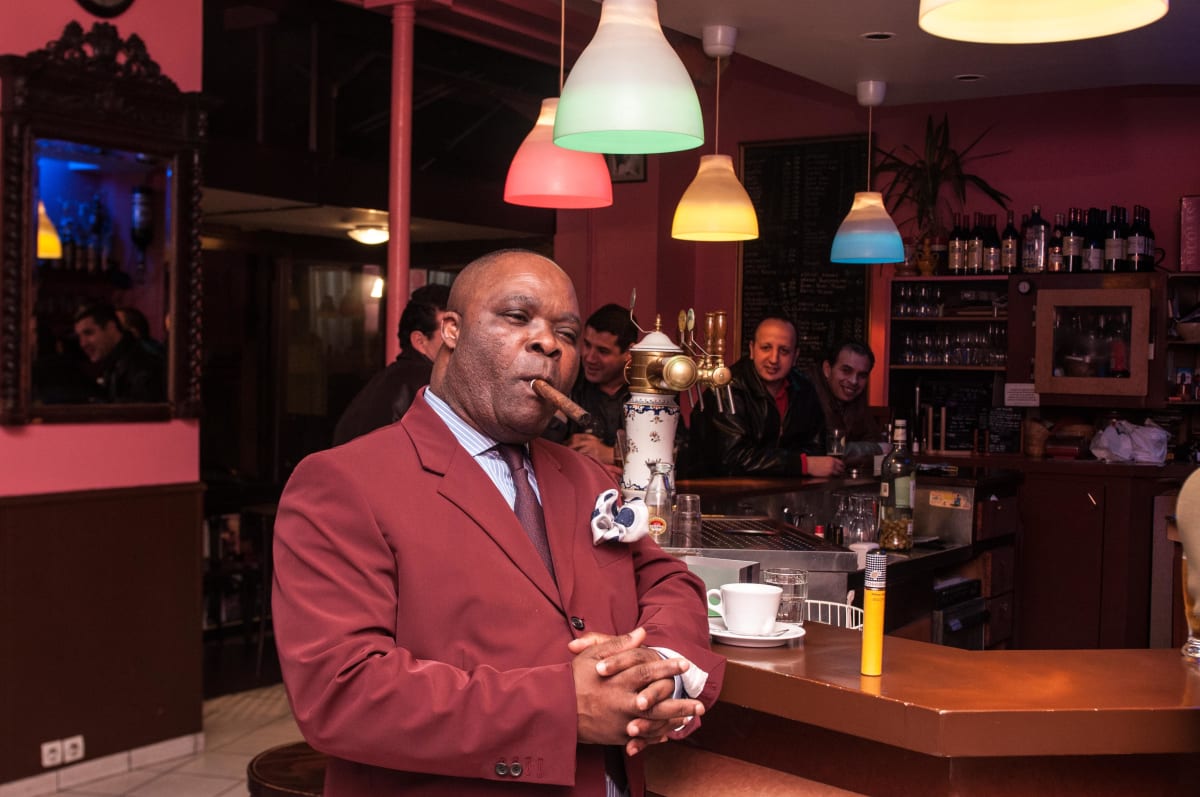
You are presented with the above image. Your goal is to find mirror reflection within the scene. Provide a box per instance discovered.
[33,138,171,405]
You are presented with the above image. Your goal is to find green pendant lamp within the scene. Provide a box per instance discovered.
[554,0,704,155]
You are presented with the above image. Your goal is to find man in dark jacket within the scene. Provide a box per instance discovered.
[688,317,843,478]
[331,285,449,446]
[73,302,165,403]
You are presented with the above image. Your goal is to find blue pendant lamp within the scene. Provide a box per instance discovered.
[553,0,704,155]
[830,80,905,264]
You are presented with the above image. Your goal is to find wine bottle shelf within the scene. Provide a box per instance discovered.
[890,365,1006,372]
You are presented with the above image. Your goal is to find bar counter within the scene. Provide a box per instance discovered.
[645,623,1200,796]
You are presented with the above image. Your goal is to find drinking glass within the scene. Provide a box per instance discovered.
[672,493,703,548]
[828,427,846,459]
[1183,554,1200,662]
[762,568,808,625]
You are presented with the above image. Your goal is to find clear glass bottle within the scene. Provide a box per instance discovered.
[878,420,914,552]
[644,461,674,544]
[1021,205,1049,273]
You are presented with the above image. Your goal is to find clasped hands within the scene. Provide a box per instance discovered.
[569,627,705,757]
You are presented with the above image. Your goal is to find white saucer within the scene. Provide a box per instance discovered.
[709,618,805,647]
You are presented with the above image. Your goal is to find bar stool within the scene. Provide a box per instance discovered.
[247,741,327,797]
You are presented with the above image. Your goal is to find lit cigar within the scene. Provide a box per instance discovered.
[530,378,592,428]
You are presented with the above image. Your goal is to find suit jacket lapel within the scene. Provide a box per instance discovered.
[403,395,564,609]
[530,440,581,609]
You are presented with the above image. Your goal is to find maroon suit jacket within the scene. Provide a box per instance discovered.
[273,393,725,796]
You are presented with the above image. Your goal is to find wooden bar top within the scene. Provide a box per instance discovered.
[713,623,1200,758]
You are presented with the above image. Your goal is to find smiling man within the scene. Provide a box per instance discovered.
[688,316,842,478]
[812,339,880,452]
[273,250,723,797]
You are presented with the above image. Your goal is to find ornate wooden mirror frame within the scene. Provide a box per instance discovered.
[0,21,204,424]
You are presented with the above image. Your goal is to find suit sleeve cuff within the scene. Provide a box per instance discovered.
[649,646,709,698]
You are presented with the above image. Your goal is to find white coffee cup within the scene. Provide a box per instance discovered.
[707,583,782,636]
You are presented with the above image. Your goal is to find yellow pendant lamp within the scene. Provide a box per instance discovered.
[37,200,62,259]
[504,1,612,208]
[830,80,905,264]
[671,25,758,242]
[554,0,704,155]
[919,0,1168,44]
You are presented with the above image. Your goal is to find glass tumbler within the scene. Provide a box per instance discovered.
[762,568,808,625]
[672,493,703,548]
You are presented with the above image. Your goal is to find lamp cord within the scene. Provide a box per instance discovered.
[714,55,721,154]
[559,0,565,93]
[866,104,873,190]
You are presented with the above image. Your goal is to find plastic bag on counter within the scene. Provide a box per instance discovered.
[1089,420,1170,464]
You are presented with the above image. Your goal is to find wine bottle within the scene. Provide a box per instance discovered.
[1021,205,1048,273]
[947,212,966,275]
[1104,205,1128,272]
[1062,207,1084,272]
[1082,208,1105,272]
[966,211,983,274]
[983,213,1001,273]
[1127,205,1156,272]
[878,419,914,552]
[1000,210,1020,273]
[1048,212,1066,272]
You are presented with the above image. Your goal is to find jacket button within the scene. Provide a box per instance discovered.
[494,762,508,776]
[571,616,585,631]
[509,761,524,777]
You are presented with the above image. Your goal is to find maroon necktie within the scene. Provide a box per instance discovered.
[496,444,556,580]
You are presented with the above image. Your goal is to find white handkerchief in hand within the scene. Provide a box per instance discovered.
[590,489,649,544]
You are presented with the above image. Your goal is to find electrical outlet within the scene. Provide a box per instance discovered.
[40,740,63,768]
[63,735,85,763]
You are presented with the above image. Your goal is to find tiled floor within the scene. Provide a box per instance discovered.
[55,684,302,797]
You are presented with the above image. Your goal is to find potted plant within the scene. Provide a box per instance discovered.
[875,114,1010,274]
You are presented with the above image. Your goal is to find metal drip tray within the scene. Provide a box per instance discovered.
[666,515,860,574]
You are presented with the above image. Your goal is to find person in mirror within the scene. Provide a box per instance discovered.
[331,284,450,446]
[811,339,882,468]
[543,303,637,478]
[687,316,843,478]
[73,301,165,403]
[116,305,166,361]
[273,249,723,797]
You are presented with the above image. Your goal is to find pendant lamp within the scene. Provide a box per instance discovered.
[672,25,758,242]
[36,200,62,259]
[347,225,389,245]
[503,1,612,208]
[830,80,905,265]
[554,0,703,155]
[918,0,1168,44]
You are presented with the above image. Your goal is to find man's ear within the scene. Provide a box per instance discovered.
[822,361,833,381]
[440,311,461,350]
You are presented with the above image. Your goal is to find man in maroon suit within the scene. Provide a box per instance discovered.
[273,249,724,796]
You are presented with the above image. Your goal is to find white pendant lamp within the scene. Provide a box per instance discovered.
[347,225,389,245]
[672,25,758,242]
[554,0,704,155]
[503,1,612,208]
[918,0,1168,44]
[830,80,905,264]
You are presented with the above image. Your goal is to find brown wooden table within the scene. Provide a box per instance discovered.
[646,623,1200,796]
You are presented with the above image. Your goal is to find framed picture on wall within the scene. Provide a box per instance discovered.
[606,154,646,183]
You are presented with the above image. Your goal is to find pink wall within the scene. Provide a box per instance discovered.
[0,0,203,497]
[556,55,1200,410]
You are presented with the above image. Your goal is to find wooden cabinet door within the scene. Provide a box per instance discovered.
[1016,477,1106,649]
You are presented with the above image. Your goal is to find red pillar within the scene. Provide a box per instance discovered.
[385,1,415,363]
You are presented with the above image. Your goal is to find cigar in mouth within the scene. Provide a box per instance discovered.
[530,378,592,428]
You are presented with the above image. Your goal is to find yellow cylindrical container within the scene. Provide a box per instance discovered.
[861,551,887,677]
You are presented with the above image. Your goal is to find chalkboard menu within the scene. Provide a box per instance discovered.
[737,135,870,371]
[915,377,1021,454]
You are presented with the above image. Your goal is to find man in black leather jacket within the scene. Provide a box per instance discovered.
[686,317,844,478]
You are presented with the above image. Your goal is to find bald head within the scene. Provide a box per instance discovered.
[433,250,582,442]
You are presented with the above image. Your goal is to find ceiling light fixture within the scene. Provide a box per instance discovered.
[830,80,905,265]
[554,0,704,154]
[347,225,389,245]
[671,25,758,242]
[918,0,1168,44]
[503,1,612,208]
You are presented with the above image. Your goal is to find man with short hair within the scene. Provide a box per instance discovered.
[331,284,450,446]
[73,301,165,402]
[689,316,843,478]
[544,303,638,473]
[274,250,723,796]
[812,339,881,456]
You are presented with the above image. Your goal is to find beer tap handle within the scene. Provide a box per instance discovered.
[713,311,727,361]
[687,309,696,350]
[677,310,687,346]
[725,384,736,415]
[704,312,716,354]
